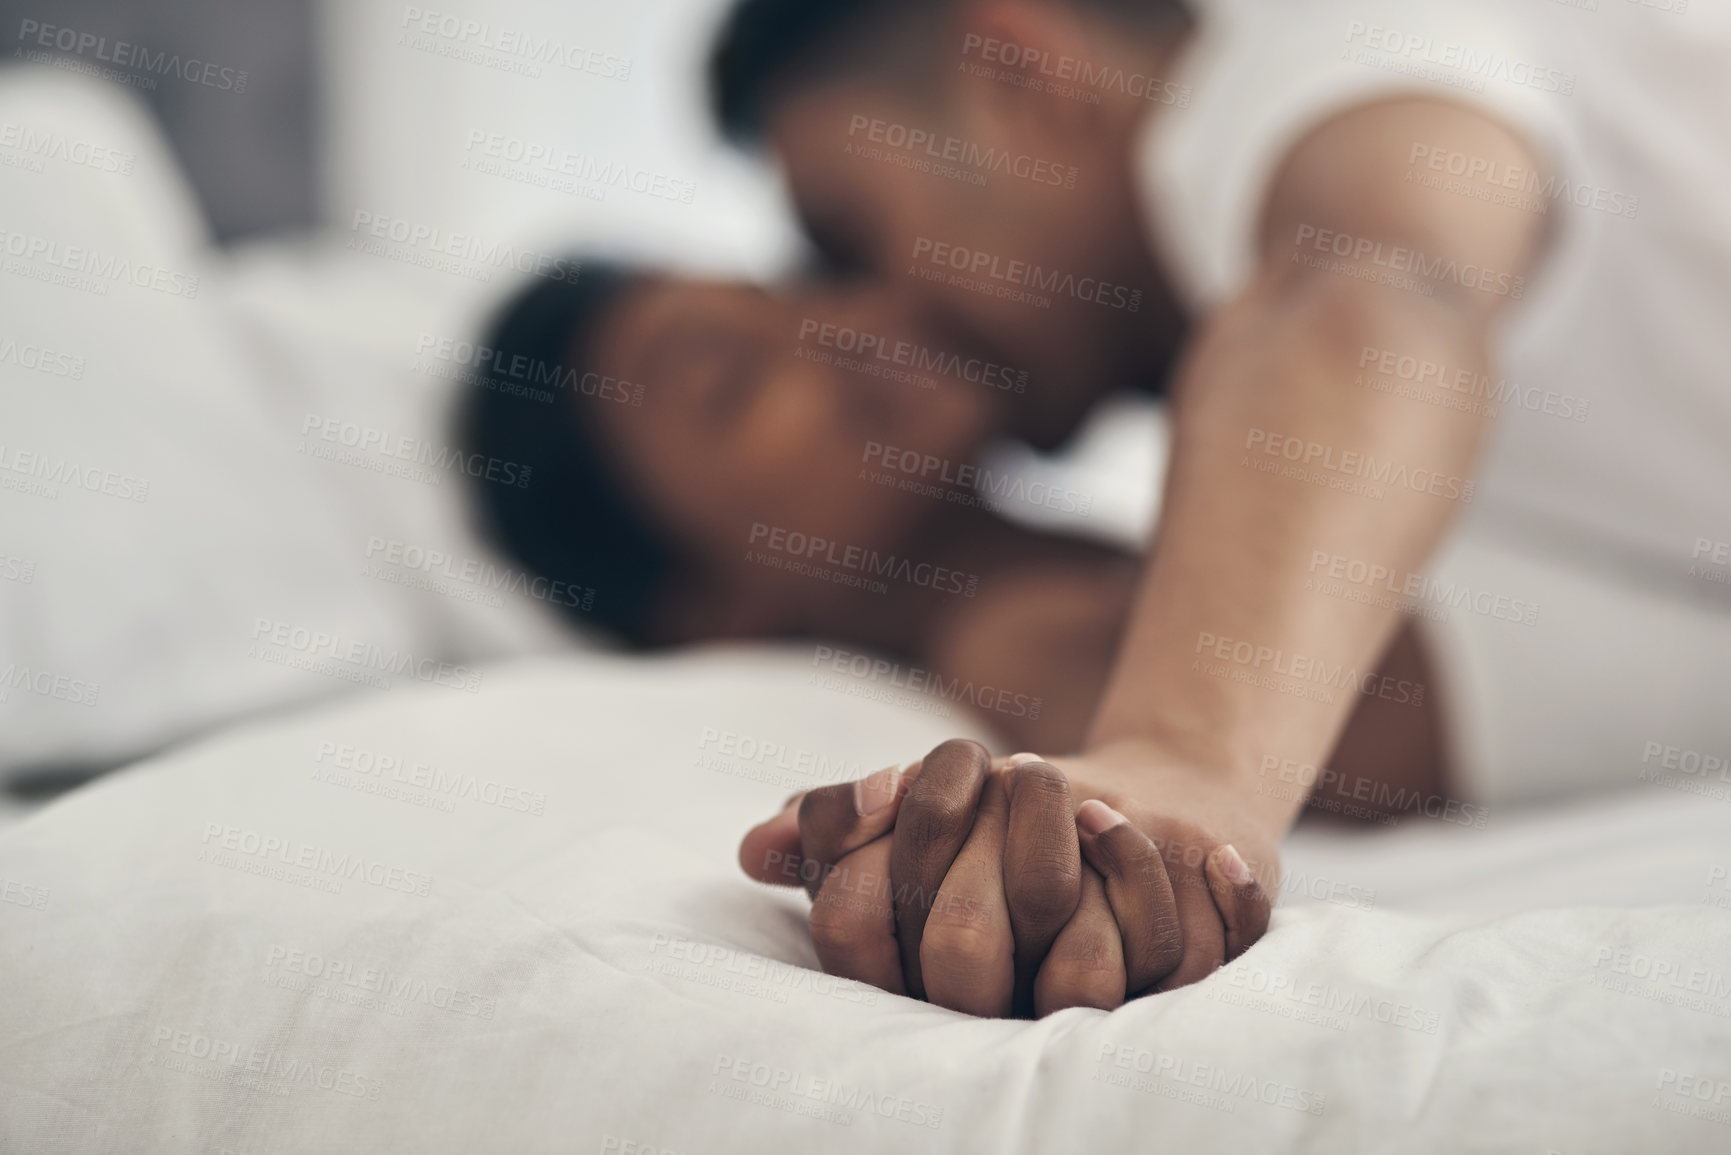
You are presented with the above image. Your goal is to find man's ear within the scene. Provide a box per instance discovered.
[949,0,1101,144]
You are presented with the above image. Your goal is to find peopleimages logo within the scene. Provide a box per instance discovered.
[347,211,581,284]
[462,130,696,205]
[199,821,434,898]
[697,727,865,787]
[862,441,1093,517]
[1259,754,1488,829]
[1246,428,1475,504]
[1637,740,1731,804]
[0,121,136,175]
[313,739,547,816]
[415,333,643,406]
[299,414,532,489]
[248,617,483,694]
[846,114,1078,189]
[148,1025,383,1101]
[747,523,979,598]
[958,34,1191,107]
[710,1055,944,1130]
[0,443,150,503]
[1343,22,1575,96]
[0,875,49,911]
[1307,549,1539,628]
[1195,630,1425,708]
[16,20,249,92]
[0,663,99,707]
[1215,962,1443,1034]
[363,536,594,611]
[0,334,86,379]
[809,644,1041,721]
[1293,225,1525,298]
[399,7,631,80]
[1688,537,1731,589]
[264,944,498,1019]
[797,318,1027,393]
[910,236,1142,313]
[0,226,200,298]
[648,933,882,1008]
[1408,143,1639,220]
[1357,345,1589,423]
[1093,1043,1328,1115]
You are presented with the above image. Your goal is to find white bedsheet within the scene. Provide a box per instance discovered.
[1,648,1727,1153]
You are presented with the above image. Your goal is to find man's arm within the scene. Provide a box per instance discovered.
[743,96,1556,1009]
[1089,95,1551,830]
[955,95,1555,992]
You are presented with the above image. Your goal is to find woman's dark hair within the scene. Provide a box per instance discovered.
[457,263,676,646]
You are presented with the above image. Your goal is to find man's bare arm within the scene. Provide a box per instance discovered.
[742,96,1557,1006]
[1089,96,1553,840]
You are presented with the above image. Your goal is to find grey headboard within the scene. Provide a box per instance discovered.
[1,0,317,240]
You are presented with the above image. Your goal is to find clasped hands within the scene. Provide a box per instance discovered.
[739,738,1276,1018]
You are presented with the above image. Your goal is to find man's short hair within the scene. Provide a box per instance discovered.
[710,0,1190,146]
[457,264,676,646]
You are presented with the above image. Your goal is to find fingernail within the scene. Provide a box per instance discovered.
[853,765,902,817]
[1007,751,1044,767]
[1077,799,1127,837]
[1218,844,1253,887]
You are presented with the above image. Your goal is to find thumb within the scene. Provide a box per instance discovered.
[739,794,807,885]
[1204,843,1273,962]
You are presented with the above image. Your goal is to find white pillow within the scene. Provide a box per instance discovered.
[0,69,579,779]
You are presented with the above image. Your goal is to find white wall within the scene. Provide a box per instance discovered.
[317,0,804,287]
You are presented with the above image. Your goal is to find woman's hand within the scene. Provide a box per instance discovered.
[738,738,1278,1016]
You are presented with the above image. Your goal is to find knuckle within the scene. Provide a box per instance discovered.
[921,913,1005,977]
[1006,863,1082,935]
[1040,953,1124,1012]
[1007,760,1071,802]
[930,737,991,768]
[897,793,974,853]
[1099,820,1156,861]
[808,893,879,956]
[1140,916,1186,981]
[1056,928,1120,978]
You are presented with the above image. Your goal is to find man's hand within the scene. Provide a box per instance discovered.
[738,738,1275,1016]
[1060,741,1279,989]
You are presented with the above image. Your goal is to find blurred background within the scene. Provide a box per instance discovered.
[0,0,797,818]
[0,0,1154,823]
[0,0,801,261]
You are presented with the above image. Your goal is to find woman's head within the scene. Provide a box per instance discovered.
[462,264,1002,644]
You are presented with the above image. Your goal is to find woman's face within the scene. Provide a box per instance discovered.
[586,277,1002,569]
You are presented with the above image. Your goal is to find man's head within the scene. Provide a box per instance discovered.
[461,265,1000,644]
[712,0,1193,405]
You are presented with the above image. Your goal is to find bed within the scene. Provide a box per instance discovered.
[2,647,1727,1153]
[5,8,1730,1151]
